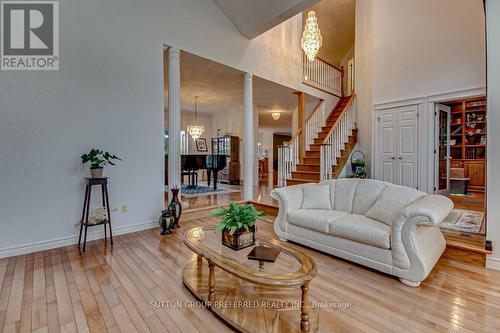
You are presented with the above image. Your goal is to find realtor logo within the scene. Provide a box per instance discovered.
[1,0,59,70]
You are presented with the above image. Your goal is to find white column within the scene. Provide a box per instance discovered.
[253,105,259,187]
[168,47,181,193]
[243,73,254,201]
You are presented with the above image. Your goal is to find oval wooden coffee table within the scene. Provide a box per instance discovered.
[183,226,318,333]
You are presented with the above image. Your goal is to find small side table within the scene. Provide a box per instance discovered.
[78,177,113,252]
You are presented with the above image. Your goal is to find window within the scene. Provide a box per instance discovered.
[164,129,189,155]
[180,131,188,154]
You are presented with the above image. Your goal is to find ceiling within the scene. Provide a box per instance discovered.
[165,51,319,129]
[305,0,355,66]
[212,0,321,39]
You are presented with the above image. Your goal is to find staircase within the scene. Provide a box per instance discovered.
[281,95,358,186]
[277,56,357,187]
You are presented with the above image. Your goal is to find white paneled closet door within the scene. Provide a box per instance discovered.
[377,109,398,184]
[397,106,418,188]
[376,105,419,188]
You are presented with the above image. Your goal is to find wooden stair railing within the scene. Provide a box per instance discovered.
[279,95,357,186]
[320,95,357,181]
[302,54,344,98]
[277,99,324,187]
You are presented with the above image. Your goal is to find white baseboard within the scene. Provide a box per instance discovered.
[486,256,500,271]
[0,220,157,259]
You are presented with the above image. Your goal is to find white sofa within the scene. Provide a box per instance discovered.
[270,179,453,287]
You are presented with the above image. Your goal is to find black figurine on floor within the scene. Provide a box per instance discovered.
[159,209,174,235]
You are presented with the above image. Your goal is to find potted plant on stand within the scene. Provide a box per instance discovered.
[81,148,121,178]
[213,202,265,250]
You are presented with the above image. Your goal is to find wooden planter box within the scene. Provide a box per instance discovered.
[222,225,255,251]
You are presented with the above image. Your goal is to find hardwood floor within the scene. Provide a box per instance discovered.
[171,182,277,211]
[2,210,500,332]
[448,192,485,212]
[443,192,487,254]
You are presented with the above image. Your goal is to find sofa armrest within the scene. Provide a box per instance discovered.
[270,185,304,213]
[270,185,304,237]
[398,194,453,226]
[390,194,453,276]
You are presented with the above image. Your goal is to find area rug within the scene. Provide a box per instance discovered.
[165,185,241,198]
[439,209,484,234]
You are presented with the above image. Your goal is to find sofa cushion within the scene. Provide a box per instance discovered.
[328,214,391,249]
[366,185,427,226]
[319,180,336,209]
[333,179,360,213]
[288,209,347,233]
[352,180,388,215]
[302,184,331,210]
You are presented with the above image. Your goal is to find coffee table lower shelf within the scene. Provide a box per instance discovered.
[182,258,319,333]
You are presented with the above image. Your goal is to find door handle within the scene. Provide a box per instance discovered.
[391,156,396,160]
[398,156,403,160]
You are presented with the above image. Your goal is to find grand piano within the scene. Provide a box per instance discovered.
[165,154,227,190]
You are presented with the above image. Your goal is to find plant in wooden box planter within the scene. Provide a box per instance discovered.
[81,148,121,178]
[213,202,265,251]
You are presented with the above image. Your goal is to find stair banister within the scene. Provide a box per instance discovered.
[320,95,357,181]
[277,99,325,187]
[303,54,344,97]
[305,99,325,150]
[277,130,301,187]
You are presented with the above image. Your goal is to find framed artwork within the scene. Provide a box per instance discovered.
[196,138,208,152]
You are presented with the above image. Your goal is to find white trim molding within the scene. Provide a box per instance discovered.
[374,87,486,107]
[486,257,500,271]
[374,97,426,110]
[0,219,157,258]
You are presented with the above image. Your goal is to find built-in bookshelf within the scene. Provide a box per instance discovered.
[445,96,486,192]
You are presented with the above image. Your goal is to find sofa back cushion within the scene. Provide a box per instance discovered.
[319,180,336,209]
[352,180,388,215]
[366,185,426,225]
[301,184,332,210]
[333,179,359,213]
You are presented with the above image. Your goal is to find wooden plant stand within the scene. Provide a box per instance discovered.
[78,177,113,252]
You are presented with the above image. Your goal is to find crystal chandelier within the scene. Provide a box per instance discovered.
[271,107,281,120]
[301,11,323,62]
[187,96,204,140]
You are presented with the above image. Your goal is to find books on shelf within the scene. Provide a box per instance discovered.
[466,100,486,109]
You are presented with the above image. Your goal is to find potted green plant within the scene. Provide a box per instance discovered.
[81,148,121,178]
[213,202,265,250]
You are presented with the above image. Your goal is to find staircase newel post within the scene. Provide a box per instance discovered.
[297,92,306,162]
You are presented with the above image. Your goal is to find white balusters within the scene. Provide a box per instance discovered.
[303,53,343,97]
[277,134,300,187]
[305,101,325,150]
[320,96,357,181]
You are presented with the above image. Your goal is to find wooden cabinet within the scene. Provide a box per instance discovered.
[464,160,485,192]
[212,136,240,185]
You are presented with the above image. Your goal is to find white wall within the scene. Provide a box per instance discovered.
[354,0,374,169]
[486,0,500,270]
[0,0,334,257]
[372,0,485,104]
[355,0,486,180]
